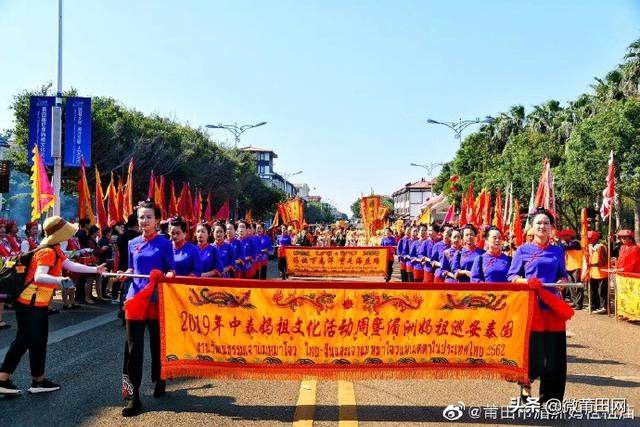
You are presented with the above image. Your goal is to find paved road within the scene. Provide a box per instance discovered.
[1,260,638,426]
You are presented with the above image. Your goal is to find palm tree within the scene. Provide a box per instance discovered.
[621,38,640,97]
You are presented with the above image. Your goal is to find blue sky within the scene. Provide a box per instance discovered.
[1,1,638,213]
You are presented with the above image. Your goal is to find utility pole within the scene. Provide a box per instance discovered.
[51,0,63,215]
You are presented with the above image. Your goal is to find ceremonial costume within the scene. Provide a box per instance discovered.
[123,234,175,407]
[437,246,458,283]
[429,239,449,283]
[226,237,245,278]
[240,236,257,279]
[214,240,235,277]
[276,233,292,279]
[256,233,274,280]
[173,241,202,277]
[618,242,640,274]
[451,247,484,283]
[420,238,436,283]
[409,238,425,282]
[587,235,608,313]
[198,243,223,276]
[508,242,570,403]
[562,237,584,309]
[470,252,511,283]
[380,236,396,282]
[397,236,410,282]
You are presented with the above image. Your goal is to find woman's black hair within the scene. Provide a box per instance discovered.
[169,216,188,232]
[212,221,226,232]
[530,207,555,226]
[461,223,477,235]
[483,226,502,239]
[196,221,212,235]
[431,223,442,233]
[136,199,162,219]
[384,227,393,233]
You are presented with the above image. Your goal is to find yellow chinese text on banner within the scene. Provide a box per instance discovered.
[284,247,391,277]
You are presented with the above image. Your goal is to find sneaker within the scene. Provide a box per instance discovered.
[0,379,21,395]
[28,378,60,393]
[122,399,143,417]
[593,308,607,314]
[153,380,166,398]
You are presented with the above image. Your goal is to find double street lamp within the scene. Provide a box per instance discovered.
[426,116,494,140]
[205,121,267,147]
[409,162,444,179]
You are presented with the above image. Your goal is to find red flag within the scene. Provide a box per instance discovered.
[77,158,95,224]
[465,183,476,226]
[512,199,523,246]
[94,166,108,229]
[154,176,165,219]
[147,170,155,200]
[493,188,504,232]
[473,188,487,228]
[245,209,253,223]
[193,190,202,223]
[177,182,194,219]
[30,146,56,221]
[116,176,125,223]
[168,180,177,216]
[123,159,134,220]
[204,192,213,222]
[600,151,616,220]
[106,172,119,226]
[482,189,491,227]
[534,158,556,217]
[215,200,230,220]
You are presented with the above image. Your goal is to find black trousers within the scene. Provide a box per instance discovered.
[567,270,583,308]
[0,303,49,377]
[400,269,407,282]
[589,278,608,310]
[407,271,414,282]
[259,265,268,280]
[529,331,567,403]
[386,261,393,282]
[122,319,161,400]
[277,258,287,279]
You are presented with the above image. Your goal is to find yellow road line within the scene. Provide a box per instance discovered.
[338,380,358,427]
[292,380,317,427]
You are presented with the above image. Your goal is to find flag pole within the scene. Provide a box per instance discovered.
[608,198,614,318]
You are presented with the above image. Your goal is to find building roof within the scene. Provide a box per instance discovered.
[241,146,278,158]
[392,179,434,196]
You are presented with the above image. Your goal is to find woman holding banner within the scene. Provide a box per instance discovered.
[470,227,511,283]
[508,207,572,405]
[195,222,223,277]
[237,221,256,279]
[276,226,293,280]
[226,222,245,278]
[213,223,235,277]
[255,223,274,280]
[451,224,484,282]
[119,200,175,417]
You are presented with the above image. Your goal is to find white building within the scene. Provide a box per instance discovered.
[242,146,297,198]
[391,179,434,219]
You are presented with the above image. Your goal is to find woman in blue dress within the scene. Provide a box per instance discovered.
[471,227,511,283]
[169,217,202,277]
[451,224,484,282]
[195,222,223,277]
[439,228,462,282]
[225,222,245,278]
[213,222,234,278]
[255,223,274,280]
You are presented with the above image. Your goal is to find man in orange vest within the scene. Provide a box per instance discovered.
[558,229,584,309]
[587,231,609,314]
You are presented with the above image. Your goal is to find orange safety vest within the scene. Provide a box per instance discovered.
[588,244,608,280]
[565,248,583,272]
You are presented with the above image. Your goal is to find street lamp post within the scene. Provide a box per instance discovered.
[51,0,64,216]
[282,170,302,197]
[205,121,267,148]
[410,162,444,179]
[425,116,493,140]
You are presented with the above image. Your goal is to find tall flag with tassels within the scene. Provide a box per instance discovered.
[168,181,178,217]
[123,159,134,220]
[600,151,616,220]
[482,189,491,227]
[465,182,476,226]
[116,176,125,223]
[30,146,56,221]
[204,192,213,222]
[534,158,556,217]
[442,201,455,225]
[245,209,253,223]
[77,158,95,224]
[177,182,194,220]
[493,188,504,231]
[106,172,119,226]
[193,190,202,223]
[154,176,165,219]
[580,207,590,280]
[94,166,108,229]
[215,200,230,220]
[503,182,513,232]
[525,178,535,230]
[512,199,524,246]
[147,170,155,200]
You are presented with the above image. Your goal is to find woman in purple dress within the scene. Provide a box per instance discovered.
[451,224,484,282]
[471,227,511,283]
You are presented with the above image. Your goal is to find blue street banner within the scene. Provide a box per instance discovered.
[63,97,92,167]
[28,96,55,166]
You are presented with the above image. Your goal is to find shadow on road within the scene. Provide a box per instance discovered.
[567,355,624,365]
[567,374,640,388]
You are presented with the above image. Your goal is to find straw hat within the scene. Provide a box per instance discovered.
[41,216,78,246]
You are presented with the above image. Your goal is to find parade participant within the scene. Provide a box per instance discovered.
[237,220,256,279]
[0,221,13,257]
[558,229,584,309]
[20,221,40,253]
[212,222,235,277]
[409,225,427,282]
[0,216,105,395]
[586,231,608,314]
[195,222,222,277]
[404,227,419,282]
[277,226,293,280]
[421,224,440,283]
[170,217,202,277]
[471,227,511,283]
[255,223,274,280]
[430,225,451,282]
[5,221,21,254]
[119,200,175,416]
[451,224,484,282]
[226,222,245,278]
[439,228,462,282]
[397,226,411,282]
[616,229,640,273]
[508,207,571,404]
[115,215,140,308]
[335,228,346,247]
[158,220,171,240]
[80,226,105,304]
[380,227,397,282]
